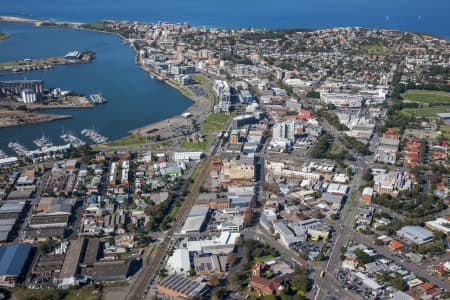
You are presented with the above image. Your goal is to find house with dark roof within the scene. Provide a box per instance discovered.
[0,243,32,287]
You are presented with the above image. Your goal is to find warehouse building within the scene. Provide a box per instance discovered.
[57,238,86,288]
[0,243,33,287]
[157,274,208,299]
[397,226,434,246]
[180,206,209,235]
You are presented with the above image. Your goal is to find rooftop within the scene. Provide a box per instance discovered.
[0,243,32,277]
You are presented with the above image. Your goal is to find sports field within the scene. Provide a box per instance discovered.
[401,107,450,117]
[401,90,450,105]
[401,90,450,117]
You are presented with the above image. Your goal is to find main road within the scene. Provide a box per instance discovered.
[312,118,377,300]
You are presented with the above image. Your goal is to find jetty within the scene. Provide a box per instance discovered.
[81,129,108,144]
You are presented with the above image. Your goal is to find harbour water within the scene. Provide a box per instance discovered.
[1,0,450,38]
[0,21,192,153]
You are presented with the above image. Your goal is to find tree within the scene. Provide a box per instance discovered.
[354,248,372,264]
[309,134,333,159]
[227,252,237,266]
[316,251,325,261]
[327,103,336,110]
[391,276,407,291]
[243,208,253,227]
[127,223,137,232]
[208,275,220,286]
[39,239,56,254]
[346,167,352,178]
[363,168,373,182]
[306,91,320,98]
[211,287,226,300]
[290,272,312,294]
[159,268,168,277]
[374,238,384,246]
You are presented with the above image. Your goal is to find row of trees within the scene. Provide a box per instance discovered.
[338,135,371,155]
[372,191,444,218]
[316,110,348,131]
[309,134,333,159]
[144,178,188,231]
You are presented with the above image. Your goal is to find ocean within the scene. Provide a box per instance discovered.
[1,0,450,37]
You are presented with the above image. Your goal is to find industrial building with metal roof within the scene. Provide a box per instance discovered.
[157,274,208,299]
[0,243,32,287]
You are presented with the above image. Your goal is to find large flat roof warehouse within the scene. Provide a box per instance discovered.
[188,206,209,217]
[397,226,434,245]
[185,231,240,254]
[158,274,208,298]
[167,248,190,274]
[59,238,86,280]
[180,215,207,234]
[0,244,32,278]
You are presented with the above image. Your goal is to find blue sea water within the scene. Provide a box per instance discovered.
[1,0,450,37]
[0,22,191,152]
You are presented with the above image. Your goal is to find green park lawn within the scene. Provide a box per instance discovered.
[439,124,450,140]
[108,135,147,146]
[201,113,230,133]
[361,41,388,54]
[180,139,208,150]
[402,90,450,105]
[401,107,450,117]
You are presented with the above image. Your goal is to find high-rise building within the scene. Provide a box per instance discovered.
[272,121,296,142]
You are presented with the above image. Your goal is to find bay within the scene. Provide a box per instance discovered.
[0,21,192,153]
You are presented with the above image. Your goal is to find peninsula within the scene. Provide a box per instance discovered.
[0,108,71,128]
[0,50,96,73]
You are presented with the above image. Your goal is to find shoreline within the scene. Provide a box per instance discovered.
[0,109,72,128]
[2,14,449,40]
[0,15,211,143]
[128,68,213,140]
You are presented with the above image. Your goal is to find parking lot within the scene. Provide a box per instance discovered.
[188,85,207,97]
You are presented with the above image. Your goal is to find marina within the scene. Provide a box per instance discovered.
[8,142,28,156]
[0,150,7,159]
[60,132,85,147]
[0,21,192,152]
[33,134,53,148]
[89,92,107,104]
[81,128,108,144]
